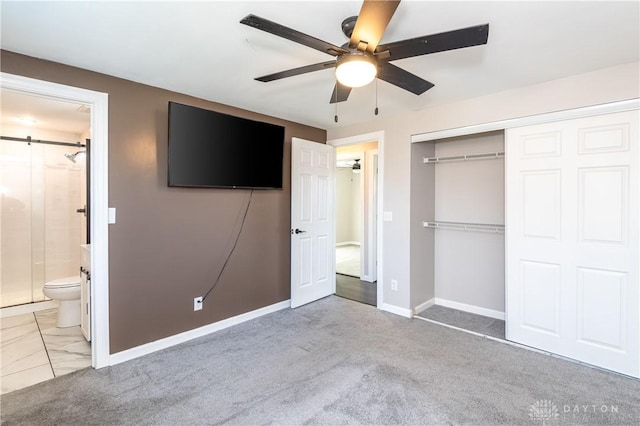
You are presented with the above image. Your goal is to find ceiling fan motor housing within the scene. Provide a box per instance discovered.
[341,16,359,38]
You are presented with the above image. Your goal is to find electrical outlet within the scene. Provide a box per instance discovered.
[391,280,398,291]
[194,296,203,311]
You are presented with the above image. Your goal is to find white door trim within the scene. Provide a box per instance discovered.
[327,131,384,308]
[1,72,111,368]
[411,98,640,143]
[367,150,378,283]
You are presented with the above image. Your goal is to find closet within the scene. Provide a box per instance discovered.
[412,131,506,337]
[411,105,639,378]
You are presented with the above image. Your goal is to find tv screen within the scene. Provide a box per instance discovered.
[168,102,285,189]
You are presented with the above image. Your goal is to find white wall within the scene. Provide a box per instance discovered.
[326,61,640,312]
[335,167,360,244]
[1,124,83,143]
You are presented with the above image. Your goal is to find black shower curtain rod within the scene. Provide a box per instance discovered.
[0,135,87,148]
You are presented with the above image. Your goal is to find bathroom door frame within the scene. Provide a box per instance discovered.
[1,72,111,369]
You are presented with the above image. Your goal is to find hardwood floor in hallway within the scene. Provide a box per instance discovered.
[335,274,376,307]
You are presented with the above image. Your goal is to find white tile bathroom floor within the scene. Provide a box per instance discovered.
[0,308,91,395]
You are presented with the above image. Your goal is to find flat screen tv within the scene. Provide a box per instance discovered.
[168,102,285,189]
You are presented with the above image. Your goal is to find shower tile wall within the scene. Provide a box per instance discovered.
[1,126,86,308]
[1,140,33,306]
[43,144,84,282]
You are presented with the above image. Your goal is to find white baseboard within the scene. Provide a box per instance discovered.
[412,298,435,316]
[435,298,505,320]
[0,300,58,318]
[360,274,374,283]
[109,299,291,366]
[336,241,360,247]
[380,303,412,318]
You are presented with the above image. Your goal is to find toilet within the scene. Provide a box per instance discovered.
[43,275,82,328]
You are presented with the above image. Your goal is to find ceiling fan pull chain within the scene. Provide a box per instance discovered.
[335,79,339,123]
[375,79,379,116]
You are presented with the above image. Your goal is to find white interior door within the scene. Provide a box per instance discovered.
[291,138,335,308]
[506,109,639,377]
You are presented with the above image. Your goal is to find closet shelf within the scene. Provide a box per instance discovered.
[423,151,504,164]
[423,221,505,234]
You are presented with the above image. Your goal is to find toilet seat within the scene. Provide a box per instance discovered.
[44,276,81,289]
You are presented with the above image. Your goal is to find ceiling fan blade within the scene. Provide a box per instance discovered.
[377,62,434,95]
[256,61,336,82]
[376,24,489,61]
[241,14,349,57]
[329,83,352,104]
[349,0,401,53]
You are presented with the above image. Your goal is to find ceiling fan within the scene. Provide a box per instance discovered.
[240,0,489,104]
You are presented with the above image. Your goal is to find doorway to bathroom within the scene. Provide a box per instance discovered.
[0,85,94,394]
[1,90,90,308]
[0,73,111,392]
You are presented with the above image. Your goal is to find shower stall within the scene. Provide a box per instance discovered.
[0,136,87,308]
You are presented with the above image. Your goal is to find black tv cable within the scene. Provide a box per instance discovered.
[202,189,253,302]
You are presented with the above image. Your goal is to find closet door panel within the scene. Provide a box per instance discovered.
[506,109,639,378]
[576,267,627,351]
[578,166,627,245]
[519,131,562,159]
[520,170,561,240]
[520,260,561,336]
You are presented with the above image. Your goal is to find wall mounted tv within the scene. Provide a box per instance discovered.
[168,102,285,189]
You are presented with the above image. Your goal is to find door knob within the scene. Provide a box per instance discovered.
[294,228,307,234]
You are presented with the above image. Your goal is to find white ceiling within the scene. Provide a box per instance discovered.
[1,89,90,135]
[1,1,638,131]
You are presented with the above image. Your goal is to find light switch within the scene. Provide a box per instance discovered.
[383,211,392,222]
[108,207,116,224]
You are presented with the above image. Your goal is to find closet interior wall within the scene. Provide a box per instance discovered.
[410,142,435,309]
[412,131,505,317]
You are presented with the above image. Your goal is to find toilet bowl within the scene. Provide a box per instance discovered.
[43,276,82,328]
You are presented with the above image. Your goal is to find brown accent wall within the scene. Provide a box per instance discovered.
[1,50,327,353]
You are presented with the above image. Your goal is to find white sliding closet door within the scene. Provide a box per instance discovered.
[506,109,639,377]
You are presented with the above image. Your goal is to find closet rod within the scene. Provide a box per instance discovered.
[423,221,505,234]
[1,135,86,148]
[423,151,504,164]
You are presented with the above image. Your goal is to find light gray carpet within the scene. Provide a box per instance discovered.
[2,296,639,425]
[417,304,505,339]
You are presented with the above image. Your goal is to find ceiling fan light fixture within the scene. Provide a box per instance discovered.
[335,53,377,88]
[352,159,361,173]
